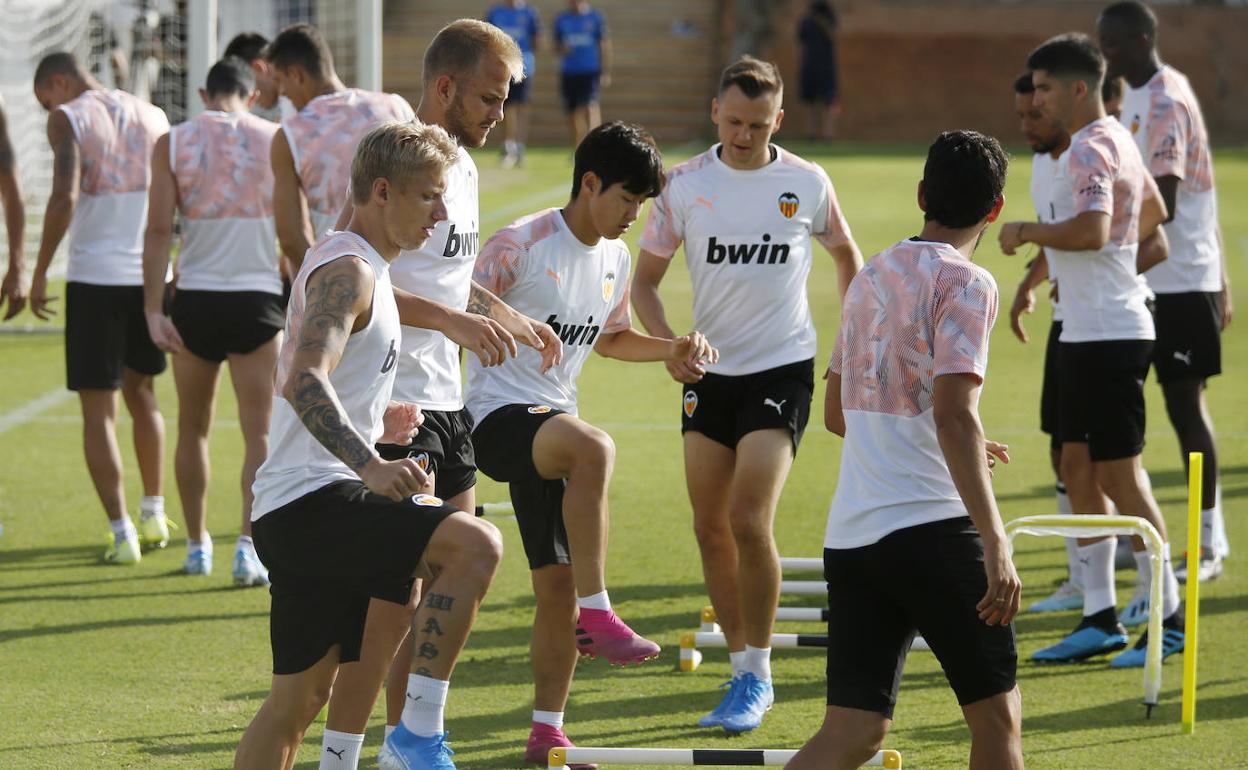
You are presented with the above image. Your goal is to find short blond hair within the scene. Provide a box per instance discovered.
[351,122,459,205]
[423,19,524,86]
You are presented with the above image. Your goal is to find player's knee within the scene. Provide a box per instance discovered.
[571,429,615,476]
[692,516,732,549]
[728,511,773,551]
[462,519,504,576]
[270,684,331,730]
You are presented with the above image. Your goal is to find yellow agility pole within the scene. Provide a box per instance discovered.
[1182,451,1204,735]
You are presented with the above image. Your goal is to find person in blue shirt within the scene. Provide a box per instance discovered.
[485,1,541,167]
[553,0,611,147]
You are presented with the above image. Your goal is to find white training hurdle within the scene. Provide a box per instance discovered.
[779,557,823,572]
[548,746,903,769]
[680,629,930,672]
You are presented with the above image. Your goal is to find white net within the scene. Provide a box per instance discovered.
[219,0,358,87]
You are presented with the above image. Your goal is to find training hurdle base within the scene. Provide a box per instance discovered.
[549,747,902,769]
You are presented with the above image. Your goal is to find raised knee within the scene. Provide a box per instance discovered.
[463,520,504,575]
[571,430,615,475]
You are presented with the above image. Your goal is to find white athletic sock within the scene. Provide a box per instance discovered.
[139,495,164,517]
[1079,539,1117,616]
[532,709,564,729]
[1161,545,1181,618]
[236,535,257,557]
[401,674,449,737]
[188,534,213,555]
[576,590,611,612]
[318,729,363,769]
[384,725,396,740]
[1056,485,1073,515]
[728,649,747,679]
[109,516,137,545]
[742,645,772,683]
[1064,538,1082,588]
[1133,548,1152,593]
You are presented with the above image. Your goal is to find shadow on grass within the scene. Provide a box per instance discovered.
[0,610,266,644]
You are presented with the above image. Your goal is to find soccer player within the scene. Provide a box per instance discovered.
[267,23,415,269]
[235,121,502,770]
[222,32,289,123]
[141,58,282,585]
[0,97,25,320]
[788,129,1022,770]
[28,52,172,565]
[467,121,715,765]
[998,34,1183,667]
[1099,0,1231,581]
[1102,75,1125,120]
[486,0,541,168]
[554,0,611,148]
[633,56,862,733]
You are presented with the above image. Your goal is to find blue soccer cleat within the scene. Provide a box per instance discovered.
[1032,620,1129,662]
[698,677,739,728]
[1111,612,1185,669]
[378,725,456,770]
[232,547,270,588]
[1119,575,1150,628]
[1027,580,1083,613]
[183,547,213,576]
[719,672,773,734]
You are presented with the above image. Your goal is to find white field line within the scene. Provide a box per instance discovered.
[0,388,73,435]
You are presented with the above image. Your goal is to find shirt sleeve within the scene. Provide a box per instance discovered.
[393,94,416,123]
[1068,138,1115,217]
[813,167,852,251]
[474,233,525,297]
[1144,91,1188,180]
[553,16,565,46]
[828,320,846,376]
[932,262,998,384]
[603,251,632,333]
[637,177,684,258]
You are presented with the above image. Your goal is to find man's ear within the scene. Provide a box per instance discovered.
[985,194,1005,224]
[916,180,927,213]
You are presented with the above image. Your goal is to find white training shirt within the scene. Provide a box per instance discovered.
[826,239,998,549]
[1029,150,1073,323]
[58,89,169,286]
[1046,118,1155,343]
[389,147,480,412]
[1119,65,1221,294]
[465,208,632,422]
[170,110,281,294]
[252,231,400,518]
[639,144,853,376]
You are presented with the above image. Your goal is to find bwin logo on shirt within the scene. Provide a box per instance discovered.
[546,314,601,346]
[706,234,789,265]
[380,339,397,374]
[442,224,479,258]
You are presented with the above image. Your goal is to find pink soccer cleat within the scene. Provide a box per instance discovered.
[524,723,597,769]
[574,607,661,665]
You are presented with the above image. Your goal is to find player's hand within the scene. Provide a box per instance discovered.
[671,330,718,367]
[28,271,57,320]
[985,440,1010,476]
[359,456,428,501]
[1009,285,1034,343]
[2,260,28,320]
[381,401,424,446]
[514,315,564,373]
[1220,285,1233,331]
[998,222,1025,256]
[446,310,517,367]
[977,537,1021,626]
[665,358,705,384]
[601,72,613,89]
[145,310,185,354]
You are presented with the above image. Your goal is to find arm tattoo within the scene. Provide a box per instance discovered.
[466,282,498,317]
[417,641,440,660]
[424,593,455,611]
[51,123,78,189]
[288,371,376,472]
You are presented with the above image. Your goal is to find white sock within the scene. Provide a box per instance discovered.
[742,645,771,683]
[576,590,611,612]
[109,517,137,545]
[318,729,363,769]
[532,709,564,728]
[401,674,449,737]
[236,535,257,557]
[1161,545,1181,618]
[1079,539,1117,616]
[1133,549,1152,594]
[384,725,395,740]
[188,534,213,554]
[1064,538,1082,588]
[1211,486,1228,554]
[139,495,164,517]
[728,649,747,679]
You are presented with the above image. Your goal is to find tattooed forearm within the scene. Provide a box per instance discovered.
[287,370,377,471]
[466,282,499,317]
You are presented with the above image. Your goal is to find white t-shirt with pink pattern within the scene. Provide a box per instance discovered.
[58,89,169,286]
[639,144,853,376]
[465,208,632,422]
[281,89,415,240]
[1120,65,1221,294]
[171,110,281,294]
[826,239,997,549]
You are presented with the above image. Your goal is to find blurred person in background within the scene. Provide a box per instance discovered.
[486,0,542,168]
[554,0,610,148]
[797,1,841,141]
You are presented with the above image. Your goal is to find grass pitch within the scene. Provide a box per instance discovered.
[0,143,1245,769]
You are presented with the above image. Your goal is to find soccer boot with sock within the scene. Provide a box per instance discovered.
[183,546,213,576]
[104,535,142,565]
[378,725,456,770]
[1175,550,1223,583]
[523,723,597,769]
[1110,610,1185,668]
[1032,610,1129,662]
[1114,536,1136,570]
[232,547,270,587]
[1119,574,1151,628]
[139,509,173,549]
[719,672,774,734]
[1027,580,1083,613]
[697,677,740,728]
[574,608,660,665]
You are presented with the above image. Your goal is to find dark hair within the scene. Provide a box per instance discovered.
[34,51,86,86]
[205,57,256,98]
[571,121,665,200]
[718,55,783,98]
[223,32,269,63]
[809,1,838,26]
[1026,33,1105,90]
[264,23,335,80]
[1102,75,1124,103]
[1013,72,1034,95]
[922,130,1009,229]
[1100,1,1157,40]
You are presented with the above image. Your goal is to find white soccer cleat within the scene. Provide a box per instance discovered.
[104,536,142,566]
[1027,580,1083,613]
[1176,551,1223,583]
[232,547,270,587]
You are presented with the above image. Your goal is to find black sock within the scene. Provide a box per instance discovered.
[1079,606,1119,631]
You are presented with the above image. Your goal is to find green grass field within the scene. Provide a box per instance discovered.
[1,143,1245,769]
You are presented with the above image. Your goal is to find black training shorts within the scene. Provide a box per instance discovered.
[377,407,477,500]
[170,289,284,363]
[1152,291,1222,385]
[65,282,166,390]
[1058,340,1152,461]
[681,358,814,453]
[1040,320,1063,451]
